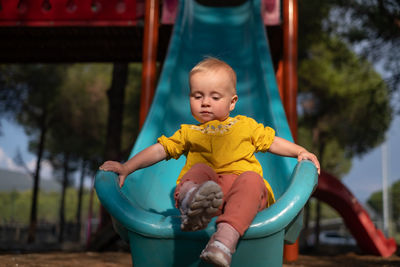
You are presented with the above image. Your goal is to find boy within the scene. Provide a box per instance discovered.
[100,57,320,267]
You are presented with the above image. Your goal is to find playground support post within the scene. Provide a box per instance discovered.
[140,0,160,128]
[282,0,299,262]
[281,0,298,140]
[381,140,391,236]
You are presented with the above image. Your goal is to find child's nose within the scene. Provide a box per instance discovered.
[201,97,211,106]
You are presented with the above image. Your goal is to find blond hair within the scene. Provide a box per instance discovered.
[190,57,237,94]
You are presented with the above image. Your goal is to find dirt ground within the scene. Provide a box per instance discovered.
[1,251,400,267]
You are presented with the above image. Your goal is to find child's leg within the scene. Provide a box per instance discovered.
[174,163,223,231]
[200,222,239,267]
[174,163,219,207]
[216,171,268,235]
[201,171,268,266]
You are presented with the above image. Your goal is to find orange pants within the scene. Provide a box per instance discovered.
[174,163,268,235]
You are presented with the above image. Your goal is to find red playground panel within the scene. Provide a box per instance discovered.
[0,0,281,26]
[0,0,145,26]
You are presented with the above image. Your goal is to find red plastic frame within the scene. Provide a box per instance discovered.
[0,0,144,26]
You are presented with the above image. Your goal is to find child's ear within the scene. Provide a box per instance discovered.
[230,95,238,111]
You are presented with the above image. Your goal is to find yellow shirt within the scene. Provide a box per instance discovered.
[157,115,276,205]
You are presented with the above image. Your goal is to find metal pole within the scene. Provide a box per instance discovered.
[282,0,299,261]
[381,140,390,236]
[282,0,298,141]
[140,0,160,128]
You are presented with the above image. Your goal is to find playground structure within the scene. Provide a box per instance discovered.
[0,0,397,264]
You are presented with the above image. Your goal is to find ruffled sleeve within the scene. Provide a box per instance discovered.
[157,126,187,160]
[250,119,275,153]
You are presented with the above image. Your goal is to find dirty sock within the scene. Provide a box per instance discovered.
[214,223,240,253]
[179,181,198,212]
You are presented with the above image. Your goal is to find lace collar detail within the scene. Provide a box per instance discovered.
[189,117,239,134]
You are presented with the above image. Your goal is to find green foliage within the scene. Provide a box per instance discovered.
[367,179,400,221]
[18,65,65,136]
[46,64,112,173]
[41,63,142,174]
[0,62,136,174]
[0,190,30,223]
[298,38,392,176]
[330,0,400,110]
[0,64,65,141]
[297,1,395,179]
[0,188,100,225]
[298,0,334,61]
[0,63,143,236]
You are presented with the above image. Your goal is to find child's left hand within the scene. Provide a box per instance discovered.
[297,150,320,174]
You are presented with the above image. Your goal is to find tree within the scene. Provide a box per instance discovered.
[1,62,141,245]
[299,38,392,165]
[328,0,400,112]
[44,63,110,242]
[297,1,394,246]
[0,64,64,243]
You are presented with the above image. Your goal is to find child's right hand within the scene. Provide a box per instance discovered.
[99,161,129,187]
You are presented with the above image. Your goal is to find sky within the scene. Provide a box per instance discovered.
[1,115,399,204]
[0,119,54,180]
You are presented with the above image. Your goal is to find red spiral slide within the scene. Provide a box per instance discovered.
[313,171,397,257]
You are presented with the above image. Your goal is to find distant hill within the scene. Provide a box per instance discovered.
[0,168,61,192]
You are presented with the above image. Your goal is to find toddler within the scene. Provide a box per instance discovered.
[99,57,320,267]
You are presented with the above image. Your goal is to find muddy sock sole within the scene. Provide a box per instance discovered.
[181,181,223,231]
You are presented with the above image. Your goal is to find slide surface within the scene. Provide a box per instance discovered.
[314,171,397,257]
[124,0,302,229]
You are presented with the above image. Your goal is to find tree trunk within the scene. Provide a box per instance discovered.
[104,63,128,161]
[315,200,321,246]
[91,63,128,250]
[86,176,95,248]
[59,152,70,243]
[75,159,86,241]
[304,201,310,247]
[314,141,325,247]
[27,110,48,244]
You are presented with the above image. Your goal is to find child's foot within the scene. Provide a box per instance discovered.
[200,223,240,267]
[180,181,223,231]
[200,236,232,267]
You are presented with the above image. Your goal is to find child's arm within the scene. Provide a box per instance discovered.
[268,136,320,174]
[99,143,167,187]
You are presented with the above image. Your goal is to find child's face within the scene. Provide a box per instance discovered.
[189,70,238,123]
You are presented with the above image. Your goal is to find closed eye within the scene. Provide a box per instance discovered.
[190,93,203,99]
[211,93,222,100]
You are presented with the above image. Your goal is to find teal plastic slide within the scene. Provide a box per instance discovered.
[95,0,318,266]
